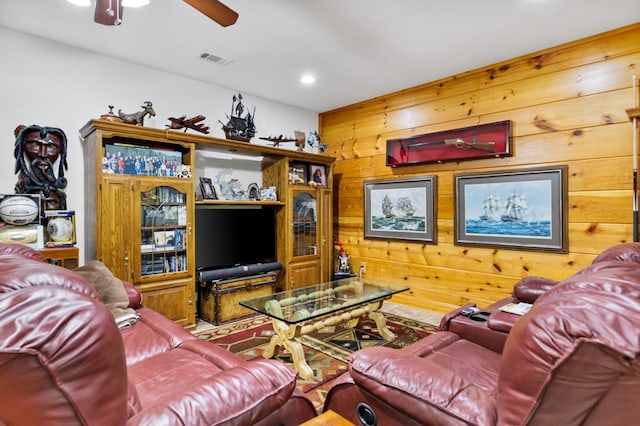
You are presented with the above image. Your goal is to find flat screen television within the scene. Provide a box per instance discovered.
[195,206,277,271]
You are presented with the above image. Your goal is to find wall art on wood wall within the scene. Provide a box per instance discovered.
[454,165,568,253]
[386,120,512,166]
[364,176,437,243]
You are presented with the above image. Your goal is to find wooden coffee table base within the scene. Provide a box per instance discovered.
[262,300,396,380]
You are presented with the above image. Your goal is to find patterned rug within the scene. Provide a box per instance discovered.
[194,313,437,412]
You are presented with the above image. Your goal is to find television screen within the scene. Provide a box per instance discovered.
[195,207,277,270]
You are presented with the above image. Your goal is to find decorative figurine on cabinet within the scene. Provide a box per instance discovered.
[219,93,257,142]
[118,101,156,126]
[13,124,68,210]
[307,130,326,154]
[334,238,351,274]
[166,114,210,134]
[338,250,351,274]
[178,165,192,179]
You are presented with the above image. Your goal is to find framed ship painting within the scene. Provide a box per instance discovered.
[364,176,437,243]
[454,166,568,253]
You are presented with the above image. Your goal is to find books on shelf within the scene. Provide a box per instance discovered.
[499,302,532,316]
[141,253,187,275]
[153,230,175,248]
[145,229,185,251]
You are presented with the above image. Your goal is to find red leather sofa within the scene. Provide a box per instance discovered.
[324,243,640,425]
[0,243,315,425]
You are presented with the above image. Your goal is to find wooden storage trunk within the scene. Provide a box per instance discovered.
[198,272,276,325]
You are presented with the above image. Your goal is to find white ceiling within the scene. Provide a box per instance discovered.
[1,1,638,113]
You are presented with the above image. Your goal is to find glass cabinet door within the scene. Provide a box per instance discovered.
[139,185,188,277]
[292,190,318,257]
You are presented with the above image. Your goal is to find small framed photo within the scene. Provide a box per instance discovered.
[289,163,308,185]
[454,165,568,252]
[310,165,327,186]
[199,177,217,200]
[364,176,437,243]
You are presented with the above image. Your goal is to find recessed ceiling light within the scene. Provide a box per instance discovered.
[300,74,316,84]
[66,0,91,6]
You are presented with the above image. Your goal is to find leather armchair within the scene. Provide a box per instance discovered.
[0,243,315,425]
[324,253,640,425]
[445,242,640,353]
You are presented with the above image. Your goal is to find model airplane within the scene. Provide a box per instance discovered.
[260,131,306,150]
[166,115,210,134]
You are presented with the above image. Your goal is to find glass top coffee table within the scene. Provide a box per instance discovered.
[240,277,409,380]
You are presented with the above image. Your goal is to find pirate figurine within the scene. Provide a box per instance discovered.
[14,124,69,211]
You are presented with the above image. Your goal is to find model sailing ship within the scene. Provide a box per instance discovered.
[219,93,257,142]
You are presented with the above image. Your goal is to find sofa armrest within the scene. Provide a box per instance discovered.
[438,302,476,331]
[122,280,143,309]
[487,310,519,333]
[447,312,508,353]
[512,276,559,303]
[348,346,497,425]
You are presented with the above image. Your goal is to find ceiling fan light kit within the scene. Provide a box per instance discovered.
[94,0,124,26]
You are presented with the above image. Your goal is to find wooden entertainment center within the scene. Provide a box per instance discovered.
[80,119,335,328]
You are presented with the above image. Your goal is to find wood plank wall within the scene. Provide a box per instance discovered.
[318,23,640,314]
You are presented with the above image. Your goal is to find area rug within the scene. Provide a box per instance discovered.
[194,313,437,412]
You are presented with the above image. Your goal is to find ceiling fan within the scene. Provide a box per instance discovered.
[94,0,238,27]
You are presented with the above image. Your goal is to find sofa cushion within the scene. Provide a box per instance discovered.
[126,348,298,425]
[348,346,498,425]
[73,260,139,329]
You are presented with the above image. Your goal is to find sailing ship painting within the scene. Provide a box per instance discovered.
[480,194,501,221]
[464,182,552,238]
[371,189,425,232]
[501,191,527,222]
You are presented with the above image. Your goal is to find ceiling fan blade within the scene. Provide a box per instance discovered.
[183,0,239,27]
[94,0,124,26]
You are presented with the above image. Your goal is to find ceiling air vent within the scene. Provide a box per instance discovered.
[199,52,233,66]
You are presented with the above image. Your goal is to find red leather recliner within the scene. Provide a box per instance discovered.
[324,246,640,425]
[0,243,315,425]
[443,242,640,353]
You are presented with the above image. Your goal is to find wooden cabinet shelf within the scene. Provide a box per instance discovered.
[81,119,336,316]
[81,121,196,327]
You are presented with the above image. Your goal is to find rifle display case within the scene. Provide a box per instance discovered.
[386,120,512,166]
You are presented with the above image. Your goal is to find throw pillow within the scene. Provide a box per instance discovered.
[74,260,139,329]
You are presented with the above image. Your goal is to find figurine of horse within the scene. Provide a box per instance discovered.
[118,101,156,126]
